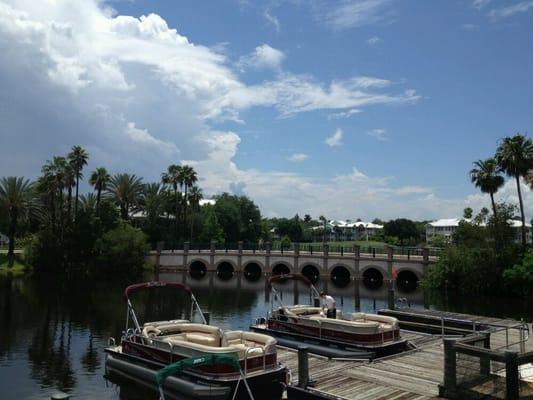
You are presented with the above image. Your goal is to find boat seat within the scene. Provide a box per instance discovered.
[309,316,381,333]
[185,333,218,346]
[351,313,399,328]
[286,307,322,316]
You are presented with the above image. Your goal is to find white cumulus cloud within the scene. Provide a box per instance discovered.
[237,44,285,71]
[288,153,309,162]
[325,128,343,147]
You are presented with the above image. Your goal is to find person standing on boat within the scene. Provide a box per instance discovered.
[320,291,336,318]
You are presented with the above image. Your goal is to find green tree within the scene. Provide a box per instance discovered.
[41,156,68,236]
[503,253,533,296]
[68,145,89,220]
[200,206,224,243]
[213,193,261,242]
[383,218,418,246]
[0,177,33,267]
[463,207,473,219]
[469,158,504,218]
[89,167,110,213]
[107,173,143,220]
[95,221,149,269]
[495,134,533,248]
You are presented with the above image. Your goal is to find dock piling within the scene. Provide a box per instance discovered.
[298,346,309,388]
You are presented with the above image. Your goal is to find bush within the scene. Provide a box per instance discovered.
[503,253,533,296]
[95,221,149,269]
[25,229,64,270]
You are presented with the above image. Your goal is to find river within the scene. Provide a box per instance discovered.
[1,270,532,399]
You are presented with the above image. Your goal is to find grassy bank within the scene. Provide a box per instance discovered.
[0,254,32,276]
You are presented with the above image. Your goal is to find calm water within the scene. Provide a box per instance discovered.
[1,270,532,400]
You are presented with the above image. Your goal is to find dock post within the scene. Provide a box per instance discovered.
[480,332,491,376]
[442,338,457,398]
[388,288,395,310]
[298,346,309,388]
[504,350,519,400]
[204,312,211,324]
[353,244,360,310]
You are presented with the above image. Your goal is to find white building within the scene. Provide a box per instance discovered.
[310,220,383,241]
[426,218,532,244]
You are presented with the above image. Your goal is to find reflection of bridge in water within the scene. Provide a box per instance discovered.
[148,242,438,298]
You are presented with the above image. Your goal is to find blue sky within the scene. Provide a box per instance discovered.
[0,0,531,219]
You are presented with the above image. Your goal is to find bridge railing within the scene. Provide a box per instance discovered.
[156,241,440,259]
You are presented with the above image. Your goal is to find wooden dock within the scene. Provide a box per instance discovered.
[278,309,532,400]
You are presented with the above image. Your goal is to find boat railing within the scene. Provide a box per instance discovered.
[244,346,266,376]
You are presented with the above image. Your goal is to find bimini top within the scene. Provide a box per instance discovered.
[124,281,192,299]
[267,274,313,290]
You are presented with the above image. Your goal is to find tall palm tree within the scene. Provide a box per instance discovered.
[68,145,89,220]
[106,173,143,220]
[64,164,75,223]
[0,177,33,267]
[180,165,198,238]
[495,134,533,248]
[469,158,504,218]
[188,186,203,240]
[161,165,183,240]
[42,157,68,236]
[89,167,110,212]
[142,183,165,223]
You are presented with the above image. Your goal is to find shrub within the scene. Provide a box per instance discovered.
[25,229,64,270]
[95,221,149,269]
[503,253,533,296]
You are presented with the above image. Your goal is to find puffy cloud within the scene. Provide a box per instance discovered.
[328,109,362,119]
[367,128,388,141]
[0,0,439,219]
[314,0,394,30]
[325,128,343,147]
[288,153,309,162]
[263,9,280,32]
[472,0,492,9]
[488,1,533,19]
[367,36,383,45]
[237,44,285,71]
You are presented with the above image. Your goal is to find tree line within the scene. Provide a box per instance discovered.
[426,133,532,296]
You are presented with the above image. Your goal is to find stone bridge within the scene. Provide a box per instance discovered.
[147,242,437,291]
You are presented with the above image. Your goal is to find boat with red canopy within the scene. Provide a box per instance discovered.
[105,281,287,400]
[251,274,407,359]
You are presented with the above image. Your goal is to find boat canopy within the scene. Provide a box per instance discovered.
[124,281,192,299]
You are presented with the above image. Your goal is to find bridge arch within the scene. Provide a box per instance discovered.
[243,261,263,281]
[188,259,207,280]
[396,269,420,293]
[300,263,321,284]
[271,262,292,276]
[330,264,351,288]
[216,260,236,281]
[362,266,384,290]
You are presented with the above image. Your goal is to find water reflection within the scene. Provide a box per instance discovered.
[0,270,532,400]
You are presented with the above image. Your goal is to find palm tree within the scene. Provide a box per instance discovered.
[68,145,89,220]
[106,173,143,220]
[161,165,183,240]
[0,177,33,267]
[79,193,97,211]
[89,167,110,212]
[41,157,68,236]
[188,186,203,240]
[495,134,533,248]
[64,164,75,223]
[142,183,165,223]
[469,158,504,218]
[180,165,198,238]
